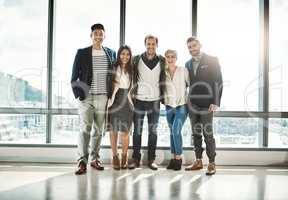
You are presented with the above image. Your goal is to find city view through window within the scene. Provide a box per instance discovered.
[0,0,287,148]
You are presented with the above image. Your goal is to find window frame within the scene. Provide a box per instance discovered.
[0,0,287,150]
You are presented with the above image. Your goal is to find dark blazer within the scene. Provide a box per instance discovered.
[71,46,116,100]
[185,53,223,109]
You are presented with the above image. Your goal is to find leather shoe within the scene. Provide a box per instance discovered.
[121,154,128,169]
[185,159,203,171]
[206,162,216,175]
[112,154,120,170]
[75,161,87,175]
[90,160,104,170]
[128,158,140,169]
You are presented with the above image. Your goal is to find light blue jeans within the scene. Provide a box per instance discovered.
[166,104,188,156]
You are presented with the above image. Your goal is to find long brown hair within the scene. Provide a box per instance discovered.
[111,45,133,89]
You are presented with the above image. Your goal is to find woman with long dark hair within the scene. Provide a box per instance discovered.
[107,45,134,170]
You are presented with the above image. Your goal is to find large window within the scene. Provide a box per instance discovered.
[125,0,192,147]
[269,119,288,148]
[0,0,287,149]
[214,118,261,147]
[269,0,288,112]
[51,115,78,144]
[126,0,191,66]
[0,0,48,108]
[198,0,260,111]
[53,0,120,108]
[0,114,46,144]
[51,115,110,146]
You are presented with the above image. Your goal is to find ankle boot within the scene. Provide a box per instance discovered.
[112,154,120,170]
[121,154,128,169]
[166,159,175,170]
[174,159,182,171]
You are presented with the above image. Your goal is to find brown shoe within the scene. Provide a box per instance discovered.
[128,158,140,169]
[112,154,120,170]
[185,159,203,171]
[75,161,87,175]
[121,154,128,169]
[90,159,104,171]
[206,163,216,175]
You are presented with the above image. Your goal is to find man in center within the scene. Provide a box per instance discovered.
[128,35,166,170]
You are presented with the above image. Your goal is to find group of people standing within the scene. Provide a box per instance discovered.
[71,23,223,176]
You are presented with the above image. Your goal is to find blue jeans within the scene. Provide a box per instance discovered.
[132,99,160,161]
[166,104,188,156]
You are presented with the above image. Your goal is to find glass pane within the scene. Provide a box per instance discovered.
[0,0,48,108]
[51,115,78,144]
[269,0,288,111]
[0,114,46,144]
[53,0,120,108]
[269,118,288,148]
[158,116,261,148]
[214,118,261,147]
[51,115,263,148]
[126,0,191,66]
[198,0,259,111]
[51,115,111,145]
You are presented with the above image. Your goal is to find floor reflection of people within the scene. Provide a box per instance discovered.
[76,174,88,200]
[45,178,52,200]
[188,175,212,200]
[115,172,129,200]
[89,172,100,200]
[169,178,181,200]
[132,173,140,200]
[147,175,155,200]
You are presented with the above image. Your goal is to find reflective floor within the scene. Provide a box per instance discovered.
[0,163,287,200]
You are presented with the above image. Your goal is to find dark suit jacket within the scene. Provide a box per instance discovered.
[185,53,223,109]
[71,46,116,100]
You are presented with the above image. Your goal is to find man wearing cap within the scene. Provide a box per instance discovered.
[71,23,116,175]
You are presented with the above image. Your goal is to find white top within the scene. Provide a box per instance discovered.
[92,48,106,56]
[89,48,109,94]
[115,67,131,89]
[136,58,161,101]
[164,66,190,108]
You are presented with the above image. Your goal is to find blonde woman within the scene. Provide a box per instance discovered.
[164,49,190,170]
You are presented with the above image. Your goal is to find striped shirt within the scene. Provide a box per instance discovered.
[89,48,109,95]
